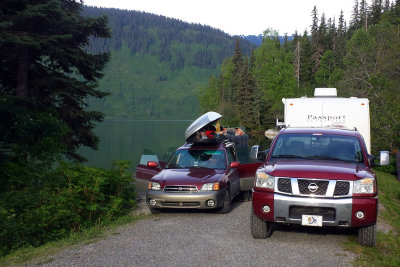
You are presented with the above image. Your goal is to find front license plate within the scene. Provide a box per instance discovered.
[301,215,323,227]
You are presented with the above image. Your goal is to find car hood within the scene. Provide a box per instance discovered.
[262,159,372,180]
[151,168,225,187]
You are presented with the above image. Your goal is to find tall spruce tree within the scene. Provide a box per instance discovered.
[371,0,383,25]
[231,38,245,103]
[0,0,110,162]
[350,0,360,32]
[359,0,368,29]
[310,6,323,75]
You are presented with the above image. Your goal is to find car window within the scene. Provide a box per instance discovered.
[226,148,236,164]
[271,133,364,163]
[165,149,226,169]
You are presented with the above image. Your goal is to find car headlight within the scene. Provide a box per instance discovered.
[255,172,274,189]
[353,177,376,194]
[148,182,161,191]
[201,182,220,191]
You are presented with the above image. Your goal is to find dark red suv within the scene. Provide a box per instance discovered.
[251,127,382,246]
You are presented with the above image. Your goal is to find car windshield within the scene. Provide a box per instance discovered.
[165,149,226,170]
[271,133,364,163]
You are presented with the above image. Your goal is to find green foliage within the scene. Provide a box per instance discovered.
[82,6,255,120]
[0,161,135,257]
[340,24,400,153]
[0,0,111,162]
[345,171,400,266]
[199,2,400,154]
[0,97,69,164]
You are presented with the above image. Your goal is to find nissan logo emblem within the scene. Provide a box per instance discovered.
[178,187,182,191]
[308,183,318,193]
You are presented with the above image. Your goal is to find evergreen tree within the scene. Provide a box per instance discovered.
[294,40,301,92]
[359,0,368,29]
[319,13,329,50]
[340,24,400,152]
[384,0,391,11]
[350,0,360,32]
[0,0,110,162]
[371,0,383,25]
[299,31,313,92]
[335,11,346,67]
[231,38,245,103]
[310,6,323,75]
[235,59,260,130]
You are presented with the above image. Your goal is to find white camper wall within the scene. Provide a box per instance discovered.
[282,97,371,153]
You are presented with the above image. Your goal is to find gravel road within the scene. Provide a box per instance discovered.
[37,199,356,267]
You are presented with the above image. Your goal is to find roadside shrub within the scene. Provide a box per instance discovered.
[0,161,135,256]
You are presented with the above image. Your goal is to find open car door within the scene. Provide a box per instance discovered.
[238,161,263,191]
[135,155,166,199]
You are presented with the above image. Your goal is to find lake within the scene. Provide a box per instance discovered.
[79,119,271,174]
[78,119,192,173]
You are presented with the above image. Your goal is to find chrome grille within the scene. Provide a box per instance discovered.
[278,178,292,193]
[298,179,329,195]
[334,181,350,196]
[164,185,198,192]
[275,177,352,197]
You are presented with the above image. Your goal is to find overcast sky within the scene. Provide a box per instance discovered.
[84,0,357,36]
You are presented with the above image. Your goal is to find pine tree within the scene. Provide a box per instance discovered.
[231,38,245,103]
[299,30,313,91]
[294,40,301,92]
[319,13,329,50]
[350,0,360,31]
[371,0,383,25]
[310,6,323,75]
[235,59,259,129]
[335,11,346,67]
[359,0,368,29]
[0,0,110,162]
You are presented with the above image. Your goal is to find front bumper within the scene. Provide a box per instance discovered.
[253,191,377,227]
[146,188,226,209]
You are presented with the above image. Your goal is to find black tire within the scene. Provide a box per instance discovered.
[149,207,161,214]
[358,224,376,247]
[217,189,231,214]
[250,208,272,238]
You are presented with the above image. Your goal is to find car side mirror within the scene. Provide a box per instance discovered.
[380,151,390,166]
[147,161,159,168]
[230,161,240,168]
[367,154,376,167]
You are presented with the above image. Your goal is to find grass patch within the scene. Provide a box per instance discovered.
[0,213,148,266]
[345,170,400,266]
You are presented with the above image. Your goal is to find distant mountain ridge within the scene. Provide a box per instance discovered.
[82,6,255,119]
[241,34,295,46]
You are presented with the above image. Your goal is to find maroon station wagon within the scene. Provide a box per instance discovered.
[135,112,261,214]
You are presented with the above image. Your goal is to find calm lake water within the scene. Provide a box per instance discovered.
[78,119,271,176]
[78,119,192,173]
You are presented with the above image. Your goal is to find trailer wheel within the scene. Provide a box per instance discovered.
[358,224,376,247]
[250,208,272,238]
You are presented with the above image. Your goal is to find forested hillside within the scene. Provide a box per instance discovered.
[82,6,255,119]
[200,0,400,154]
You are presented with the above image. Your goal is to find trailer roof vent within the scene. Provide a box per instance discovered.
[314,88,337,97]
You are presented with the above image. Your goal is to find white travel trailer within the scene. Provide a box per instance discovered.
[276,88,372,153]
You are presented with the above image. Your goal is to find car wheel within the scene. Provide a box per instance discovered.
[250,208,272,238]
[358,224,376,247]
[217,189,231,214]
[149,207,161,214]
